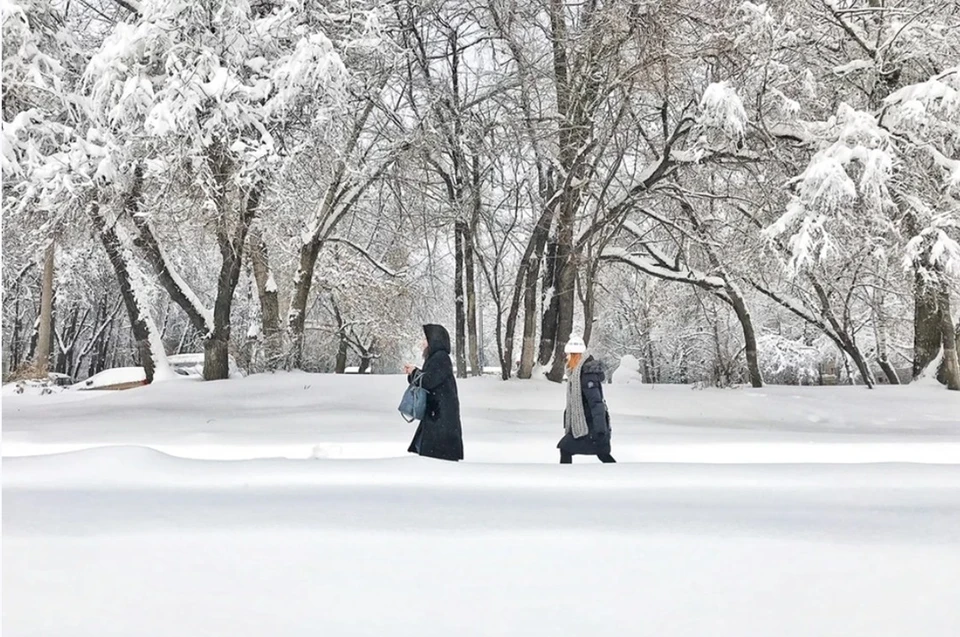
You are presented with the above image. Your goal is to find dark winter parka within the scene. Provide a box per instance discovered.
[557,356,612,456]
[407,324,464,461]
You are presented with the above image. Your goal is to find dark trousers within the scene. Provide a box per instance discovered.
[560,450,616,464]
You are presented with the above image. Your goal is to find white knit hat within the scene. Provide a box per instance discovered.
[564,334,586,354]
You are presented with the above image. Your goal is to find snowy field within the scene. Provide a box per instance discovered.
[4,373,960,636]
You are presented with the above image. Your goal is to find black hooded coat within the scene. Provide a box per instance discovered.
[557,356,612,456]
[407,324,464,461]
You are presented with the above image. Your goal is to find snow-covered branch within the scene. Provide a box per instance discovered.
[326,237,401,277]
[601,247,728,292]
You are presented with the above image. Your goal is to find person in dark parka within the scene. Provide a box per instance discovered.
[556,334,615,464]
[403,324,464,461]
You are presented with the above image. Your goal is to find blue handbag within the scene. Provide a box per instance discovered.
[399,371,428,422]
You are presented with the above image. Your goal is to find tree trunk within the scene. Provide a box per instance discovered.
[285,158,388,368]
[358,355,372,374]
[518,262,541,378]
[874,304,900,384]
[358,339,376,374]
[249,222,282,369]
[335,335,349,374]
[128,162,212,339]
[11,295,23,371]
[499,253,527,379]
[506,197,557,379]
[204,180,261,381]
[878,355,900,385]
[464,223,481,376]
[454,221,468,378]
[809,276,875,388]
[332,301,348,374]
[913,272,943,380]
[752,277,874,388]
[546,227,577,382]
[538,240,560,366]
[937,287,960,390]
[581,277,596,347]
[35,240,55,375]
[88,200,168,384]
[842,336,875,388]
[494,295,508,380]
[726,285,763,388]
[27,315,39,363]
[287,237,323,368]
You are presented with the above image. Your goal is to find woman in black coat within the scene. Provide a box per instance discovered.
[403,324,464,461]
[556,334,615,464]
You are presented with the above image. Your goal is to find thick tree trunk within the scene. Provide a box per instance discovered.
[913,273,943,380]
[538,240,560,367]
[35,241,55,375]
[454,221,468,378]
[542,0,600,383]
[546,226,577,382]
[203,337,230,381]
[937,288,960,390]
[249,222,282,369]
[204,180,260,381]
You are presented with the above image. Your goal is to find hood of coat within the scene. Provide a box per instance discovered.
[580,355,604,379]
[423,324,451,356]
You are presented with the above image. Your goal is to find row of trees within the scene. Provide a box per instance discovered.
[4,0,959,390]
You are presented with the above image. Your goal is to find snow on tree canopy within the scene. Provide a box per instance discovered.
[905,224,960,280]
[697,81,748,148]
[884,67,960,192]
[266,33,346,120]
[765,104,897,274]
[83,0,350,183]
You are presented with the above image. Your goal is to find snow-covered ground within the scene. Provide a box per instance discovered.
[4,373,960,636]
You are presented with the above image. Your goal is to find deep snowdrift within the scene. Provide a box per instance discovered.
[3,371,959,462]
[3,373,960,636]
